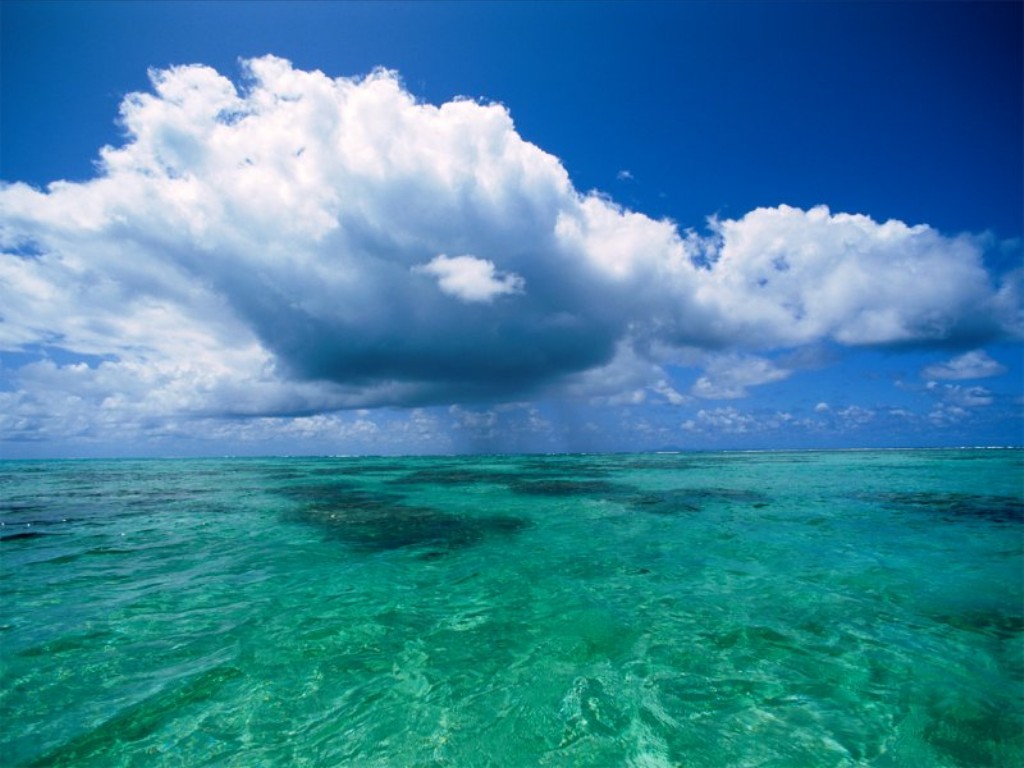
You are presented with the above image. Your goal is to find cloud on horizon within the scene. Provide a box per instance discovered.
[1,56,1019,444]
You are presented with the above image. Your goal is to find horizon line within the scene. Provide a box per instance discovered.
[2,445,1021,462]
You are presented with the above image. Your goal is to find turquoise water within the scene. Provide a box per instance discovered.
[1,450,1022,766]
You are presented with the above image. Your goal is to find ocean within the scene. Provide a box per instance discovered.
[1,449,1021,766]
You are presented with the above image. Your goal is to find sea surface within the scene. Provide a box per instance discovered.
[1,449,1022,767]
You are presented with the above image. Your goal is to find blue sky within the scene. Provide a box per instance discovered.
[1,0,1021,457]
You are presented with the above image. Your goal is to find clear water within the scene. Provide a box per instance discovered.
[1,450,1021,766]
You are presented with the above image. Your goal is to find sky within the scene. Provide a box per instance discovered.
[1,0,1021,458]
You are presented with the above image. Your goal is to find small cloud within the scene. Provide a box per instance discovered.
[836,405,875,426]
[682,406,785,435]
[692,354,790,399]
[683,407,755,434]
[922,350,1006,380]
[927,382,994,407]
[814,402,830,412]
[602,389,647,406]
[616,169,634,181]
[651,379,689,405]
[929,404,970,425]
[449,404,498,430]
[413,254,525,303]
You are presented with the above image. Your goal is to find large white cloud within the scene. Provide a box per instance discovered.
[1,56,1018,441]
[690,205,1015,348]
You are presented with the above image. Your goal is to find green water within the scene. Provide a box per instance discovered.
[1,450,1022,766]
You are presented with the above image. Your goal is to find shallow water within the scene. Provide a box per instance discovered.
[1,450,1022,766]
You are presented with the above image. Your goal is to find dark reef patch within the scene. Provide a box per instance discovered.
[263,470,307,482]
[617,456,698,471]
[0,531,51,542]
[389,467,513,487]
[85,547,135,556]
[279,481,530,554]
[873,491,1023,524]
[929,609,1024,640]
[0,502,50,516]
[629,487,771,515]
[516,458,613,478]
[308,462,413,477]
[509,478,632,497]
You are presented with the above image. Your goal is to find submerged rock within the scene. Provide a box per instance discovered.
[875,491,1023,524]
[629,487,771,515]
[279,481,530,554]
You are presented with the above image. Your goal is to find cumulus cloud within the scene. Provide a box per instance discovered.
[651,379,690,405]
[835,405,876,426]
[681,406,793,435]
[929,404,971,426]
[691,354,791,399]
[922,350,1007,380]
[1,56,1018,443]
[413,254,524,303]
[692,205,1015,348]
[926,381,995,408]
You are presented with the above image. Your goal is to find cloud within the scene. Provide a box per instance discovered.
[691,205,1015,349]
[922,350,1007,380]
[413,254,524,303]
[682,407,757,435]
[925,381,994,408]
[835,405,876,426]
[447,403,556,452]
[651,379,689,405]
[691,354,791,399]
[681,406,794,435]
[1,56,1018,444]
[928,404,971,426]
